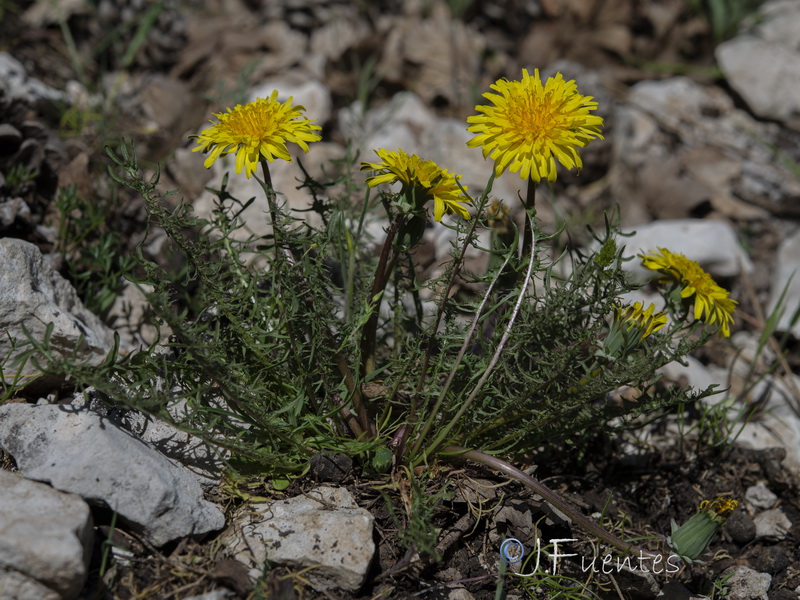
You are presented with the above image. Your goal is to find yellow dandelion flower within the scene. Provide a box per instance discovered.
[190,90,322,178]
[466,68,604,183]
[640,248,737,337]
[360,149,471,221]
[613,301,668,340]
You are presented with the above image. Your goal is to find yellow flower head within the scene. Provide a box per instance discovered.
[190,91,322,178]
[467,68,604,183]
[613,301,668,340]
[640,248,737,337]
[360,149,471,221]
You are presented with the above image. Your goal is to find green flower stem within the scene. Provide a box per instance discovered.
[258,159,372,436]
[360,215,404,377]
[443,445,663,560]
[336,351,372,437]
[415,227,536,464]
[521,179,536,265]
[407,248,513,460]
[260,161,284,264]
[397,183,493,459]
[414,227,536,465]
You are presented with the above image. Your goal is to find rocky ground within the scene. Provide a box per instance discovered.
[2,0,800,599]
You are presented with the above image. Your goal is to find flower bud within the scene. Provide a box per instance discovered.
[667,497,738,563]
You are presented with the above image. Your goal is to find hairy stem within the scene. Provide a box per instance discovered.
[521,179,536,266]
[258,159,371,436]
[416,222,537,463]
[360,216,403,376]
[443,445,664,559]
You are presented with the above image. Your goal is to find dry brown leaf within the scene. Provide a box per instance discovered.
[376,8,484,105]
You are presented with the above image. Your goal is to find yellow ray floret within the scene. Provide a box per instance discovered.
[614,301,668,340]
[190,90,322,178]
[467,68,604,183]
[361,149,471,221]
[640,248,737,337]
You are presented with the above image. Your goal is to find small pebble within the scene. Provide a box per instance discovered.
[749,546,789,576]
[754,509,791,540]
[727,511,757,546]
[746,482,777,510]
[310,452,352,483]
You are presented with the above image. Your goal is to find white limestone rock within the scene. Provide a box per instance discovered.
[610,77,800,225]
[0,469,93,600]
[723,565,771,600]
[0,568,62,600]
[766,228,800,339]
[745,483,778,511]
[753,508,791,540]
[716,0,800,130]
[0,403,225,547]
[735,374,800,482]
[191,141,344,246]
[339,91,435,158]
[223,486,374,592]
[70,392,228,492]
[0,238,115,388]
[0,52,67,107]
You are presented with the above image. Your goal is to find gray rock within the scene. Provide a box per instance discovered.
[191,140,345,245]
[309,452,353,483]
[0,123,23,155]
[0,469,93,600]
[745,482,778,510]
[658,356,718,392]
[753,508,792,540]
[766,228,800,339]
[736,375,800,482]
[0,197,32,226]
[71,389,229,491]
[339,91,435,158]
[726,510,757,546]
[116,401,228,491]
[223,486,374,591]
[0,52,66,108]
[716,0,800,129]
[0,569,61,600]
[0,238,115,389]
[104,280,160,349]
[0,404,225,546]
[610,77,800,225]
[723,565,771,600]
[447,589,477,600]
[749,546,790,576]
